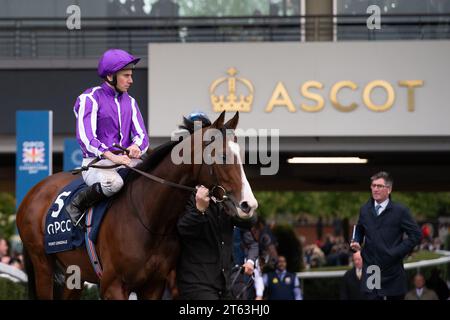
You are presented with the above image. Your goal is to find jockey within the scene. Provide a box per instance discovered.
[68,48,149,229]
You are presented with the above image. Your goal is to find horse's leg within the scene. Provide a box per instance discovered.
[32,254,55,300]
[166,269,179,299]
[61,282,85,300]
[136,280,166,300]
[100,277,130,300]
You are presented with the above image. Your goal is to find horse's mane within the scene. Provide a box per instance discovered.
[124,140,179,184]
[124,120,211,184]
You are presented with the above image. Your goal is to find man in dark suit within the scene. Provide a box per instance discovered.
[176,186,254,300]
[350,171,421,300]
[340,251,366,300]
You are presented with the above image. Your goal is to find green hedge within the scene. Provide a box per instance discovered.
[0,277,27,300]
[80,285,100,300]
[272,224,304,272]
[302,277,341,300]
[0,192,16,240]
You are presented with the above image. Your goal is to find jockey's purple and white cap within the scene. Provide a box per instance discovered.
[97,49,140,78]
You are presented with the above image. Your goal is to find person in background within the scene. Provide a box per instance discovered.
[263,255,302,300]
[405,273,438,300]
[350,171,421,300]
[340,251,366,300]
[232,227,263,300]
[0,237,10,264]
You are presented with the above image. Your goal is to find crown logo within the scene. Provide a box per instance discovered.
[210,67,254,112]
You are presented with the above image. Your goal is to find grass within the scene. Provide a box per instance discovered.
[405,250,442,263]
[308,265,351,272]
[0,277,27,300]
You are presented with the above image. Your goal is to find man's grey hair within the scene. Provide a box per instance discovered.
[370,171,393,187]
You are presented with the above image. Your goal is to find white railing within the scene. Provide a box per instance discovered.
[297,250,450,279]
[0,263,28,283]
[1,251,449,284]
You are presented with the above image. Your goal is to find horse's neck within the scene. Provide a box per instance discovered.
[128,157,193,230]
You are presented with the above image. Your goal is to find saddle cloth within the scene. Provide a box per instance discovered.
[44,169,129,254]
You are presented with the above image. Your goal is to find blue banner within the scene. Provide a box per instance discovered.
[63,138,82,171]
[16,111,53,209]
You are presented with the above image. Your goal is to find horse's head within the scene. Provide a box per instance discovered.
[251,218,278,272]
[185,111,258,222]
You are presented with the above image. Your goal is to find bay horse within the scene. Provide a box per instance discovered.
[16,111,258,299]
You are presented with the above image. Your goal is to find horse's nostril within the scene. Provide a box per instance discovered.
[239,201,251,213]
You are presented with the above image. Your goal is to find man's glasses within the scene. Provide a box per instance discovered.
[371,184,388,189]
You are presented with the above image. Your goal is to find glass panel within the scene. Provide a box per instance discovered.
[336,0,450,40]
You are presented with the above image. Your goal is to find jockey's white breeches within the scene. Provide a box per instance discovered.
[81,158,142,197]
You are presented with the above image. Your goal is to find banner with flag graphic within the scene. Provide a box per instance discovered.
[16,111,53,209]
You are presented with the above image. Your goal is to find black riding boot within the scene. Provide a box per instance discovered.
[66,182,107,229]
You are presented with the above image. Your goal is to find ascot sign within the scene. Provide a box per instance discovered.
[264,79,423,113]
[149,41,450,137]
[210,68,423,113]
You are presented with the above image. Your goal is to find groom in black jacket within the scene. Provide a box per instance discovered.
[350,171,421,300]
[176,185,255,300]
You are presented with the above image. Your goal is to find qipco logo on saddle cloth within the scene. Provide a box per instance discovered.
[47,191,72,235]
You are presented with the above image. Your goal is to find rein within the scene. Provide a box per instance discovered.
[72,144,233,202]
[71,147,197,193]
[72,144,234,235]
[230,265,255,300]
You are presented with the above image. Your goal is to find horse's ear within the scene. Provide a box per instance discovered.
[211,111,226,128]
[224,112,239,130]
